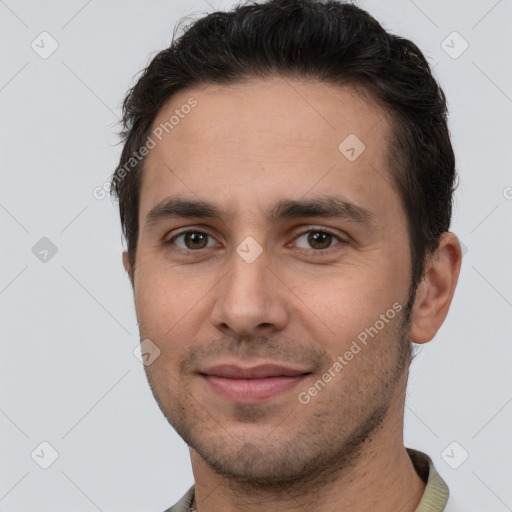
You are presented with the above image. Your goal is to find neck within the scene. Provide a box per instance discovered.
[189,379,426,512]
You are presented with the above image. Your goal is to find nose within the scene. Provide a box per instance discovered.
[210,246,289,338]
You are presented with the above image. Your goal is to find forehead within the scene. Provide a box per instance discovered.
[151,77,390,152]
[139,77,400,227]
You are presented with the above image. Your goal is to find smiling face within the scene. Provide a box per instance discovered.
[126,77,418,484]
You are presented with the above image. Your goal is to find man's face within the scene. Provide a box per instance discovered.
[129,78,415,484]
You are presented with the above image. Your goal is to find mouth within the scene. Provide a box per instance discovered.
[199,363,312,403]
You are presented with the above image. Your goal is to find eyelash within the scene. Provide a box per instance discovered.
[165,228,346,257]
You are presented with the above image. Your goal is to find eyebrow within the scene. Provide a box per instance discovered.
[145,195,376,227]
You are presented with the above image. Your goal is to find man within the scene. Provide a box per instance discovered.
[110,1,462,510]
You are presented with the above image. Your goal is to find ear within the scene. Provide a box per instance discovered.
[122,250,135,288]
[122,250,131,275]
[409,232,462,344]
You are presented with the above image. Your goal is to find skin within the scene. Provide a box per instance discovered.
[122,77,462,512]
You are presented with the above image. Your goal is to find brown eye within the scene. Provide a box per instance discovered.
[183,232,208,249]
[169,231,217,251]
[307,231,332,249]
[294,230,341,251]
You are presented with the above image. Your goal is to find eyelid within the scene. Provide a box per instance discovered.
[290,226,346,253]
[164,226,347,255]
[165,228,221,251]
[291,225,346,240]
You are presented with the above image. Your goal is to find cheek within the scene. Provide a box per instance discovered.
[133,259,213,351]
[133,263,182,335]
[289,263,406,350]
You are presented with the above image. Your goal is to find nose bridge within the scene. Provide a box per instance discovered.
[211,240,287,335]
[225,243,269,307]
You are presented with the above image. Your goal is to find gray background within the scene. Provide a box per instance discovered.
[1,0,511,510]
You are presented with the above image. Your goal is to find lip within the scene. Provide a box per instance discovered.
[199,363,311,403]
[201,363,310,379]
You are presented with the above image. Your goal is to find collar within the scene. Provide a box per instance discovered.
[166,448,449,512]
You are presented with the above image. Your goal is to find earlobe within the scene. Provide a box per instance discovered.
[409,233,462,344]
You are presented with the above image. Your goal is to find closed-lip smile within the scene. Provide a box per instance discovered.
[199,363,312,402]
